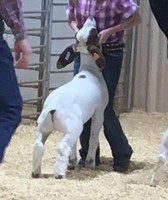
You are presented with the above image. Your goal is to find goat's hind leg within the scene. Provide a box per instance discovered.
[54,123,82,179]
[32,131,50,178]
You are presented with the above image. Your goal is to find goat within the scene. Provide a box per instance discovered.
[150,129,168,186]
[31,17,109,179]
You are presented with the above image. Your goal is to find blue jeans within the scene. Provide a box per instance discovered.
[74,51,133,165]
[149,0,168,39]
[0,36,22,162]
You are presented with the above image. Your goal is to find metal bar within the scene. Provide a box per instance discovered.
[5,28,47,34]
[52,3,67,6]
[32,45,46,49]
[19,80,44,85]
[27,33,44,37]
[23,97,43,103]
[27,62,46,67]
[50,70,73,74]
[20,67,39,71]
[23,102,37,106]
[23,11,47,14]
[127,27,138,111]
[52,20,68,23]
[22,113,40,119]
[24,16,43,20]
[36,0,51,113]
[51,36,75,40]
[19,85,38,89]
[44,0,53,100]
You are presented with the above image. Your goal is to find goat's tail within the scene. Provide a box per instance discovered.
[50,110,56,123]
[37,108,56,132]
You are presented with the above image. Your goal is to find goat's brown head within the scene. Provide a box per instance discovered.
[56,17,105,70]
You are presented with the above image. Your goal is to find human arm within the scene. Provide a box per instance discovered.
[66,2,79,33]
[99,11,141,43]
[69,20,79,33]
[0,0,32,68]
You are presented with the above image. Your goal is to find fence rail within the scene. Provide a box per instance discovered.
[6,0,136,120]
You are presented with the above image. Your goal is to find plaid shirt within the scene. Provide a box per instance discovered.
[66,0,138,42]
[0,0,27,41]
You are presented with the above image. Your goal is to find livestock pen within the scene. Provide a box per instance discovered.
[1,0,168,199]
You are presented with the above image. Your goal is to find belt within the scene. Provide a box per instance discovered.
[101,42,125,53]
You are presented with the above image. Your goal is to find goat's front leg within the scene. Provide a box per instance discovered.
[150,129,168,186]
[32,131,50,178]
[54,123,82,179]
[85,112,103,169]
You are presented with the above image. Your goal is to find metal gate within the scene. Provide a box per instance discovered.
[8,0,136,120]
[4,0,53,120]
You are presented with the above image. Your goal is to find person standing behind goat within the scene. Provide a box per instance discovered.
[66,0,141,172]
[0,0,32,163]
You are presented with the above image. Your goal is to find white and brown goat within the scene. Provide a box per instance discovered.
[31,17,108,179]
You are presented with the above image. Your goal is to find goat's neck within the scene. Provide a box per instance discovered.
[79,53,102,76]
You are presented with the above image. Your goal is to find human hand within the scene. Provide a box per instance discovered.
[14,39,32,68]
[98,29,111,44]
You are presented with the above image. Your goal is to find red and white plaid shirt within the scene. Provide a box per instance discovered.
[0,0,27,41]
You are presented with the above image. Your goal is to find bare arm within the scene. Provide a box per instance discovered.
[108,12,141,34]
[68,19,79,33]
[99,12,141,43]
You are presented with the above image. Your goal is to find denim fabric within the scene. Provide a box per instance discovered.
[74,51,133,165]
[0,37,22,162]
[149,0,168,39]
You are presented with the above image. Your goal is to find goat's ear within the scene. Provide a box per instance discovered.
[87,45,106,70]
[56,44,76,69]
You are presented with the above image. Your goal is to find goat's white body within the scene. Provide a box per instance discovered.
[32,53,108,178]
[38,70,107,132]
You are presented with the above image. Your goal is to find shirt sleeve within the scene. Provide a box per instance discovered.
[0,0,27,41]
[66,2,75,21]
[116,0,139,20]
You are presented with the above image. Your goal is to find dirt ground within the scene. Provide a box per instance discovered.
[1,109,168,200]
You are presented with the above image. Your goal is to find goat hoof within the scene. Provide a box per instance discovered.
[85,159,95,169]
[31,172,40,178]
[68,158,77,170]
[68,165,76,170]
[55,175,63,179]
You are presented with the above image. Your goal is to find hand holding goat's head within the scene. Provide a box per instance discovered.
[57,17,105,70]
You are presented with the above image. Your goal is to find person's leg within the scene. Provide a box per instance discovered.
[149,0,168,39]
[0,38,22,163]
[102,51,133,172]
[74,53,100,166]
[79,119,100,166]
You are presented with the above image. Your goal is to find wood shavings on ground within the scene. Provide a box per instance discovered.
[1,110,168,200]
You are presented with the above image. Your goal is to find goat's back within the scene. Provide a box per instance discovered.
[37,69,108,132]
